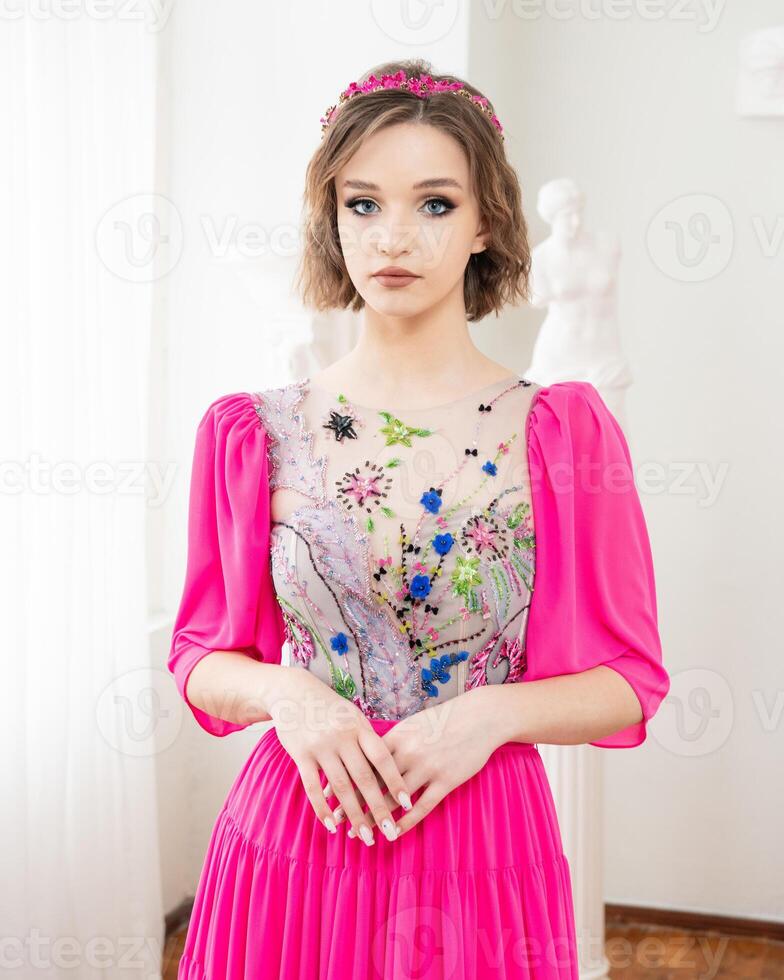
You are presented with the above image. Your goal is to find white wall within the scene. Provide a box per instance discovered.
[470,1,783,920]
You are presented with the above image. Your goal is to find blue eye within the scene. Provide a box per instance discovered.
[423,197,453,217]
[347,198,379,216]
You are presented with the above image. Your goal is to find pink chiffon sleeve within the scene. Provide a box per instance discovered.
[524,381,670,748]
[168,392,285,737]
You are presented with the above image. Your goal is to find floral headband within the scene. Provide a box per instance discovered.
[320,70,505,142]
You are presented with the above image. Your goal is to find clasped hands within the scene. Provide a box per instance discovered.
[270,670,509,847]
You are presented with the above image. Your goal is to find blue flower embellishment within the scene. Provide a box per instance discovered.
[409,574,432,599]
[421,651,469,697]
[330,632,349,655]
[482,460,497,476]
[432,532,454,556]
[420,489,443,514]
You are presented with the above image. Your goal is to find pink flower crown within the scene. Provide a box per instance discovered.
[320,70,504,142]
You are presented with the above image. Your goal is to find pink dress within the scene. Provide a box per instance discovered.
[168,376,670,979]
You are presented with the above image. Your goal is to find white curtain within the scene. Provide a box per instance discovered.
[2,11,164,979]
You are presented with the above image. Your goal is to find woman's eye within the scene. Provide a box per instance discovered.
[422,197,453,217]
[346,198,379,216]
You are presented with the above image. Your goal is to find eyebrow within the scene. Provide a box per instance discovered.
[342,178,463,191]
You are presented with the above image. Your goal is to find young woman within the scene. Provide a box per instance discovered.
[169,59,670,979]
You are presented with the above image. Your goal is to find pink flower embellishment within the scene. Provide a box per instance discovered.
[346,472,383,507]
[466,519,497,553]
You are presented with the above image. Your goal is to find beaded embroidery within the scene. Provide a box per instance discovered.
[253,375,540,721]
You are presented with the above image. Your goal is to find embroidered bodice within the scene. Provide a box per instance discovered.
[252,374,542,721]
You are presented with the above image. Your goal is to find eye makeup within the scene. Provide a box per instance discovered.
[344,196,457,218]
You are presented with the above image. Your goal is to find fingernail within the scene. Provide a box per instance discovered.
[347,827,356,838]
[398,791,412,811]
[333,806,345,824]
[324,816,337,833]
[322,783,332,797]
[381,819,398,841]
[359,825,375,846]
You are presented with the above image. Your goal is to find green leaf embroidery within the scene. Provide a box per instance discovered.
[506,501,529,529]
[451,555,483,599]
[378,412,433,448]
[332,665,357,699]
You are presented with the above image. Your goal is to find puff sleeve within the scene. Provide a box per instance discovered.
[168,392,285,736]
[524,381,670,748]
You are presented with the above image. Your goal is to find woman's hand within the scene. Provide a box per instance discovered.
[361,687,509,836]
[268,669,412,846]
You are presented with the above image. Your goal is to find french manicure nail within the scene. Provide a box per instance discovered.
[398,791,412,811]
[381,819,398,841]
[347,827,356,838]
[359,825,375,846]
[333,806,345,824]
[324,816,337,833]
[322,783,332,797]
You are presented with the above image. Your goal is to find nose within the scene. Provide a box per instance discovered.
[376,218,414,257]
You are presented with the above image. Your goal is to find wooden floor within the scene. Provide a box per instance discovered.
[163,919,784,978]
[163,926,186,980]
[605,921,784,978]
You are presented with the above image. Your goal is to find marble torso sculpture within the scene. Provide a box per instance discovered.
[526,178,632,424]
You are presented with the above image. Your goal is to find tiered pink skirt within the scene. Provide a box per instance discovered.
[177,718,578,979]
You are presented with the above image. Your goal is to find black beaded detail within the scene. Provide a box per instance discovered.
[464,447,478,456]
[323,410,359,442]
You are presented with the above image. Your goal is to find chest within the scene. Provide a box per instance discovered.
[253,377,540,719]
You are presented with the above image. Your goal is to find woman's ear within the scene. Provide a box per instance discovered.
[470,221,490,255]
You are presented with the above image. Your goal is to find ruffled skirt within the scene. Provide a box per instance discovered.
[177,718,578,979]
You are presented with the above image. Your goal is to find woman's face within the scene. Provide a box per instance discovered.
[335,122,488,318]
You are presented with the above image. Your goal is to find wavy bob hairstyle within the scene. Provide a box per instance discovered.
[294,58,532,323]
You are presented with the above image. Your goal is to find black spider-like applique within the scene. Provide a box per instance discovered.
[323,410,359,442]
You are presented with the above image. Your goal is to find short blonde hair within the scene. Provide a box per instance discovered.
[294,58,532,323]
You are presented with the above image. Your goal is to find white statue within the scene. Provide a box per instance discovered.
[525,178,632,427]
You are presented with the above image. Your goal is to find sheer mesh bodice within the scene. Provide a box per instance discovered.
[252,374,542,721]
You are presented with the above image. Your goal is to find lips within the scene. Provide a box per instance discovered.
[373,266,419,278]
[373,266,421,287]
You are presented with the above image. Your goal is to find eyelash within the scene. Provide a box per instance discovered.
[345,196,455,218]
